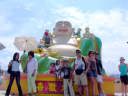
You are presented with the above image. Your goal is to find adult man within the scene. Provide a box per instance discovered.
[74,50,89,96]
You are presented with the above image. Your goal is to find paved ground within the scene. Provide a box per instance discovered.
[0,91,127,96]
[0,90,6,96]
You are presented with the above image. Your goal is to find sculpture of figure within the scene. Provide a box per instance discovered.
[80,27,102,59]
[42,29,52,47]
[53,21,73,44]
[72,28,75,37]
[48,21,78,57]
[83,27,94,38]
[75,28,81,38]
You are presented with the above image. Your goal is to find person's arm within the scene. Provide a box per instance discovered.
[70,67,74,80]
[85,61,90,73]
[8,63,12,67]
[94,59,99,74]
[32,69,36,76]
[72,59,76,73]
[97,59,104,75]
[32,59,38,76]
[126,64,128,72]
[98,59,103,69]
[118,64,120,72]
[49,67,52,74]
[83,57,90,73]
[8,60,13,68]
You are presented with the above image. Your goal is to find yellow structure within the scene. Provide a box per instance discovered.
[6,74,115,96]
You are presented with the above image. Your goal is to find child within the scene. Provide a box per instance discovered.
[49,63,56,75]
[118,57,128,96]
[55,60,61,78]
[61,58,75,96]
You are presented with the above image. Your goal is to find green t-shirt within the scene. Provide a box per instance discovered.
[119,64,128,76]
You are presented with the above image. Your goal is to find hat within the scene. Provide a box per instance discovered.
[120,57,125,60]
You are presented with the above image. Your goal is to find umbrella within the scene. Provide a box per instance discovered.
[0,42,5,50]
[14,36,38,52]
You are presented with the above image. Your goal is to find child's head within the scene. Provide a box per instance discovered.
[120,57,125,63]
[51,63,55,67]
[62,58,69,67]
[56,60,60,65]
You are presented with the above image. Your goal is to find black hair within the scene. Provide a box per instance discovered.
[76,49,81,53]
[28,51,34,57]
[13,52,19,62]
[88,51,95,56]
[95,52,99,55]
[51,63,55,66]
[56,60,60,65]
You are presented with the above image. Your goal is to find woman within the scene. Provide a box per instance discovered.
[87,51,97,96]
[27,51,38,95]
[118,57,128,96]
[5,52,23,96]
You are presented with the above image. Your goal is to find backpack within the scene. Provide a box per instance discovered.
[75,57,87,75]
[7,60,13,74]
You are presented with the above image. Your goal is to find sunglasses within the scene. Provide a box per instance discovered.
[76,52,81,54]
[120,59,125,61]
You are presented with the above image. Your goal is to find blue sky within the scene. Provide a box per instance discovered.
[0,0,128,75]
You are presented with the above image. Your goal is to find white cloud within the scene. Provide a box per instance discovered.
[54,6,128,74]
[0,15,13,33]
[54,7,128,37]
[0,36,19,70]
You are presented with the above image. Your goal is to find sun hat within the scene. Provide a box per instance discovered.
[120,57,125,60]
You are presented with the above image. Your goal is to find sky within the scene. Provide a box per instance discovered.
[0,0,128,75]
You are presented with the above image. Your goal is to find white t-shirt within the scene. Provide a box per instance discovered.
[75,58,85,70]
[11,61,20,72]
[55,65,60,71]
[27,58,38,76]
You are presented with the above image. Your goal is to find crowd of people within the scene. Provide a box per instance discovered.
[49,50,105,96]
[5,49,105,96]
[6,49,128,96]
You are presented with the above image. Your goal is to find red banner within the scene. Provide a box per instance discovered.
[36,80,63,94]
